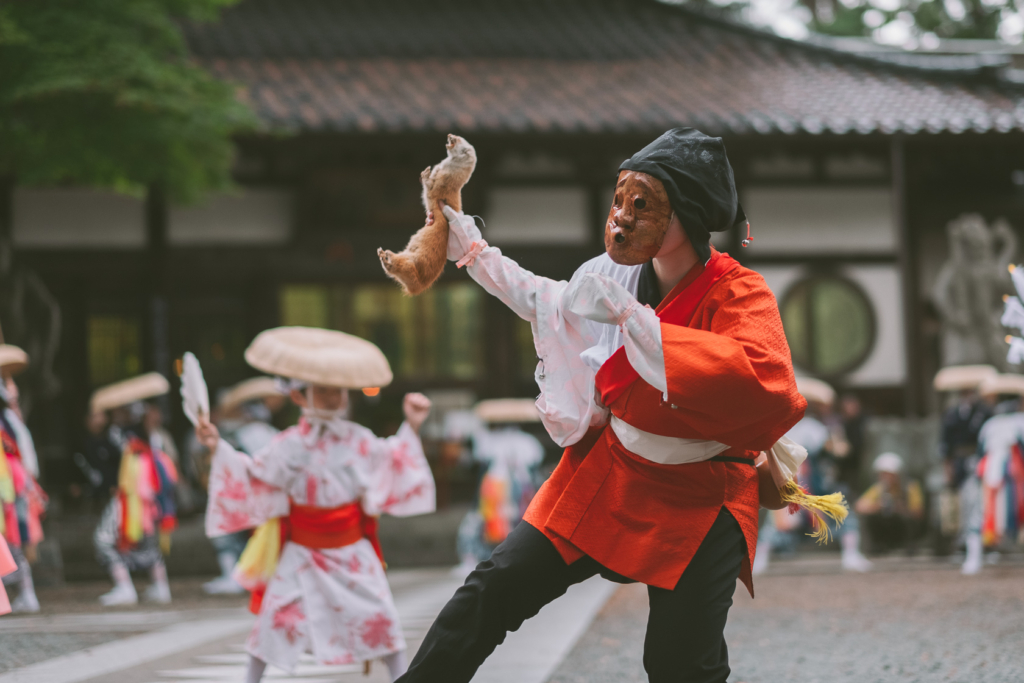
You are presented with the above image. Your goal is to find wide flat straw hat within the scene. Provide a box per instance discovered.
[978,373,1024,397]
[933,364,998,392]
[475,398,541,424]
[91,372,170,414]
[219,376,281,413]
[245,327,393,389]
[795,376,835,406]
[0,345,28,376]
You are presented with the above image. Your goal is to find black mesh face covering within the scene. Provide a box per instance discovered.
[619,128,746,263]
[636,261,663,309]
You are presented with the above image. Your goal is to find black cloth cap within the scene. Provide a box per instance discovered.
[619,128,746,263]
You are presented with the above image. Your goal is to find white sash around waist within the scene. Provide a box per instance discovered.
[609,415,730,465]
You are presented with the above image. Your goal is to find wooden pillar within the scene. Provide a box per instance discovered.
[145,186,171,410]
[0,176,10,345]
[590,177,608,252]
[893,135,921,416]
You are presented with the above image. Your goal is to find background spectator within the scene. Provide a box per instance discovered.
[856,453,924,554]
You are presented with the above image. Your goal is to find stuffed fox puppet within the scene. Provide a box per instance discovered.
[378,134,477,295]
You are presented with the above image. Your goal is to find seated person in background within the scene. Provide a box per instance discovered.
[855,452,923,553]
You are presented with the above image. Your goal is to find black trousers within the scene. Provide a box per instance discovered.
[398,507,745,683]
[865,512,919,553]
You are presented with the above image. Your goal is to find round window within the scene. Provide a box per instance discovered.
[780,275,875,377]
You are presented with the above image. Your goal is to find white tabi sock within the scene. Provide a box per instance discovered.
[217,550,237,579]
[203,551,245,595]
[962,532,983,575]
[245,655,267,683]
[99,563,138,606]
[841,530,872,572]
[11,554,40,613]
[383,651,408,682]
[144,561,172,603]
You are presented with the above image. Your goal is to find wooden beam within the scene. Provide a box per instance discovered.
[144,186,171,403]
[892,135,921,416]
[0,177,11,346]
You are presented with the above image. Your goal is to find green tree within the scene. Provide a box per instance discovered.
[0,0,258,202]
[806,0,1017,41]
[680,0,1023,43]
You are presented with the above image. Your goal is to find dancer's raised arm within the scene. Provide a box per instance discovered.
[443,206,609,447]
[199,419,289,537]
[443,205,565,323]
[361,393,436,517]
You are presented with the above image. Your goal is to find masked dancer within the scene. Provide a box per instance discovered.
[397,128,846,683]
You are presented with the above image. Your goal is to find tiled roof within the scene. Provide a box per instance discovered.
[185,0,1024,135]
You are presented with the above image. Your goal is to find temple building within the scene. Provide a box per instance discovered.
[7,0,1024,486]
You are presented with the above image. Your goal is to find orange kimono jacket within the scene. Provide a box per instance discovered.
[523,249,805,595]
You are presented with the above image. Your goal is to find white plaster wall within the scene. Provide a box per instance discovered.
[753,263,905,386]
[13,188,145,248]
[484,187,589,245]
[754,265,803,303]
[168,189,292,245]
[844,264,906,386]
[742,187,896,254]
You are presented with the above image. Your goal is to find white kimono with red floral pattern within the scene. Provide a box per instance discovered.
[205,418,435,672]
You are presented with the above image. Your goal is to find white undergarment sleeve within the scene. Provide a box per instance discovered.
[766,436,808,488]
[565,272,667,397]
[445,206,481,262]
[445,208,669,447]
[466,246,602,446]
[449,209,805,470]
[622,308,667,396]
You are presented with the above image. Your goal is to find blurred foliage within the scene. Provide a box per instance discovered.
[806,0,1015,40]
[683,0,1022,41]
[0,0,258,202]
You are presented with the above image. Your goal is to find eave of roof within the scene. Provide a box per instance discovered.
[186,0,1024,136]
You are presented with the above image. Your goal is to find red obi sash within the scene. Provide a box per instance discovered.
[248,501,383,614]
[285,502,384,561]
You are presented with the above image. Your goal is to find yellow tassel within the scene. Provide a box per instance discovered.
[119,451,144,544]
[159,531,172,556]
[0,440,14,505]
[236,519,282,587]
[779,479,849,544]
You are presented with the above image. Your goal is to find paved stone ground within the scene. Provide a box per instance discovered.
[549,560,1024,683]
[0,577,249,673]
[9,576,250,615]
[0,567,612,683]
[0,573,446,676]
[0,633,127,672]
[9,556,1024,682]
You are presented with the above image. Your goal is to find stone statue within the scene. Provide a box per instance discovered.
[932,214,1017,369]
